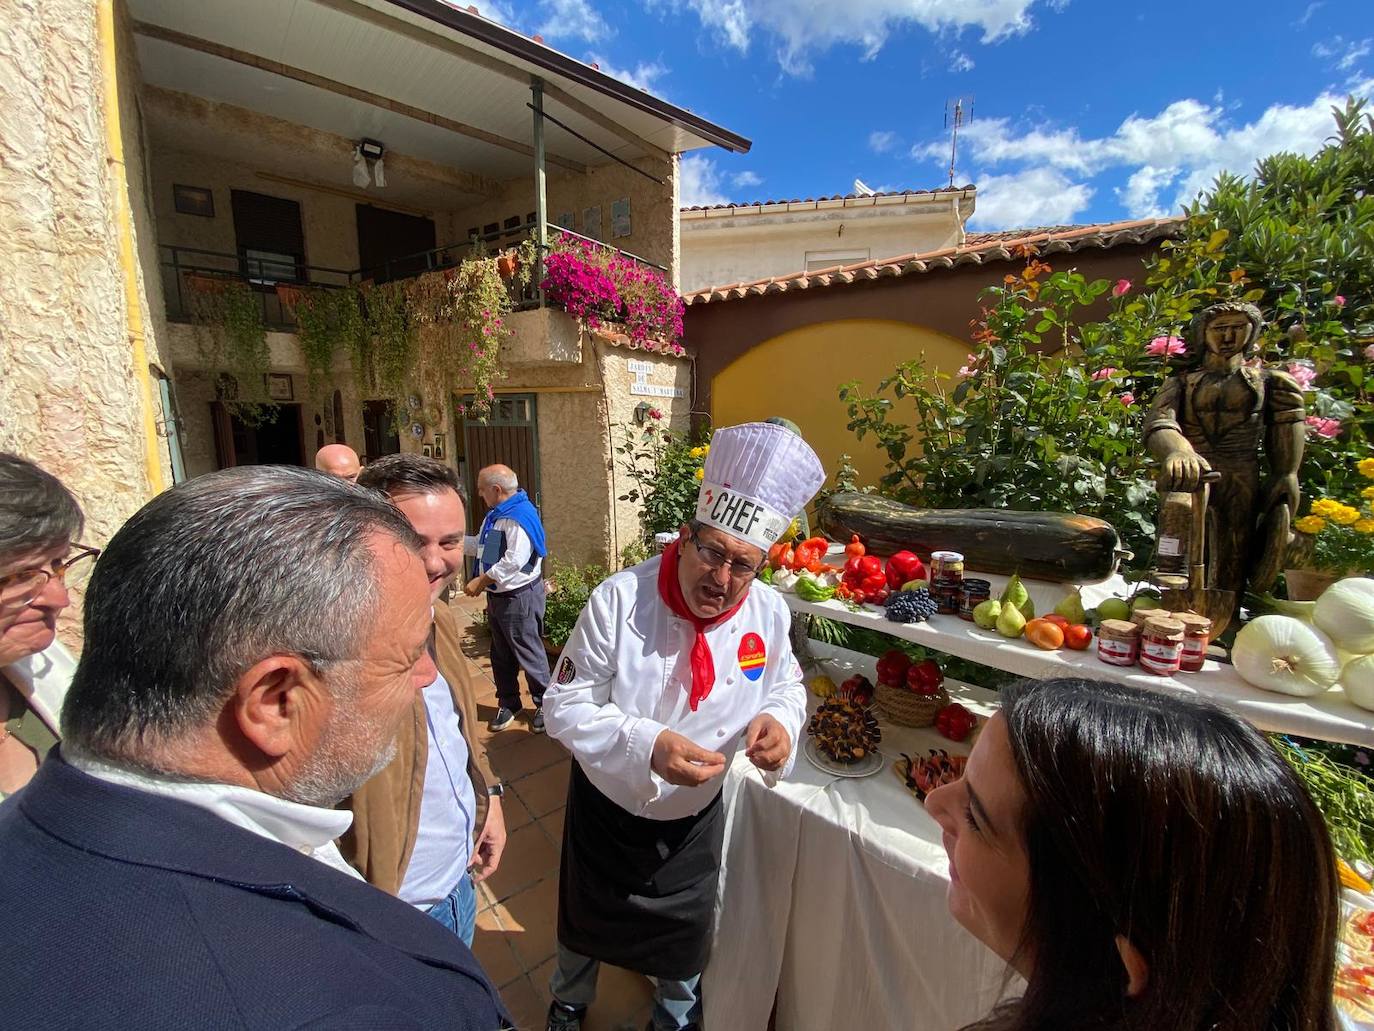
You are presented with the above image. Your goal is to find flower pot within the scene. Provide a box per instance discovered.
[543,637,563,662]
[496,253,518,280]
[186,272,229,294]
[1285,568,1339,601]
[275,284,306,310]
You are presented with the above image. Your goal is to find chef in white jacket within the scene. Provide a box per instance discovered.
[542,422,824,1031]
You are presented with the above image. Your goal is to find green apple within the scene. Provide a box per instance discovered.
[1096,598,1131,622]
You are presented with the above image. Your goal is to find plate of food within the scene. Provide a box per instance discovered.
[894,749,968,801]
[804,698,883,778]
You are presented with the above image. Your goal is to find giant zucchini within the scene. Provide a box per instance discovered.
[817,492,1123,583]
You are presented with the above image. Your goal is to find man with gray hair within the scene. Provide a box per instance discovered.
[464,464,551,733]
[0,467,509,1029]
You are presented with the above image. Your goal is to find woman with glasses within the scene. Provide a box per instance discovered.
[0,453,92,799]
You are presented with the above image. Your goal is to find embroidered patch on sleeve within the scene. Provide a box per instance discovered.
[556,655,576,684]
[738,632,767,682]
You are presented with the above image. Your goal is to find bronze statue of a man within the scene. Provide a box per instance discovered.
[1144,301,1306,607]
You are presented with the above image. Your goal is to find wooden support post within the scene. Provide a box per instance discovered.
[532,77,549,304]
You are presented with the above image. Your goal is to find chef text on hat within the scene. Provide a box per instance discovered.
[694,422,826,553]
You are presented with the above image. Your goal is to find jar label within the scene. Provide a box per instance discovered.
[1140,639,1182,673]
[1181,638,1207,660]
[1097,638,1137,664]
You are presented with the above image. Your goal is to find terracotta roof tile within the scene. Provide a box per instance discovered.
[682,217,1185,306]
[679,185,973,213]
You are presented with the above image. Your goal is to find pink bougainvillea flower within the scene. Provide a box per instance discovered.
[1112,279,1132,297]
[1091,367,1118,381]
[1307,416,1342,439]
[1145,335,1186,357]
[1334,295,1347,308]
[1286,363,1318,390]
[1120,392,1136,407]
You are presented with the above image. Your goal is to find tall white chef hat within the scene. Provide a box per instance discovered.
[694,422,825,552]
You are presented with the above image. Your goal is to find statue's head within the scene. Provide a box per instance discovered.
[1187,301,1264,364]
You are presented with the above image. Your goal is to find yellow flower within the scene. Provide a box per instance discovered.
[1360,458,1374,479]
[701,444,710,455]
[1356,519,1374,535]
[1295,515,1327,534]
[1311,498,1340,517]
[689,446,704,458]
[694,467,705,481]
[1331,504,1361,526]
[1363,486,1374,501]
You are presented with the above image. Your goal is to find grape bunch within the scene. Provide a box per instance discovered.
[884,587,938,623]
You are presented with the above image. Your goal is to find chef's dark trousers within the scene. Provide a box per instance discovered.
[487,579,551,711]
[550,944,702,1031]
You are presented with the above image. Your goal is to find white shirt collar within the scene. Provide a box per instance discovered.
[66,751,361,880]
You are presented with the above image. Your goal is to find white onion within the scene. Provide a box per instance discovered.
[1314,577,1374,654]
[1232,615,1341,697]
[1343,654,1374,712]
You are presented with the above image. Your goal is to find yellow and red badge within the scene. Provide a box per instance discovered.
[738,632,766,682]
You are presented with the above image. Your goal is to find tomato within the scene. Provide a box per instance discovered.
[906,658,944,695]
[1025,618,1065,650]
[857,555,883,580]
[844,534,866,559]
[1042,614,1070,629]
[876,649,913,687]
[1063,624,1093,650]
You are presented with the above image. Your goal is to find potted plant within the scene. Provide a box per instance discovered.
[542,561,610,657]
[1286,461,1374,598]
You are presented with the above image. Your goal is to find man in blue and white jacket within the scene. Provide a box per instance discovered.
[464,464,552,733]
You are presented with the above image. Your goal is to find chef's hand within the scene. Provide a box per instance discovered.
[463,575,489,597]
[744,714,791,772]
[468,797,506,883]
[651,729,727,787]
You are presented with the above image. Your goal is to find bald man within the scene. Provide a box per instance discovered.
[315,444,361,482]
[463,465,550,733]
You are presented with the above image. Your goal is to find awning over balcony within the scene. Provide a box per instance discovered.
[129,0,750,191]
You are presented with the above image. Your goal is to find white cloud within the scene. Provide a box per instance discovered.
[680,154,731,206]
[918,79,1374,218]
[967,167,1093,229]
[868,130,898,154]
[680,0,1046,75]
[1313,36,1372,72]
[1295,2,1324,27]
[539,0,610,41]
[950,49,975,72]
[732,170,764,188]
[586,54,669,95]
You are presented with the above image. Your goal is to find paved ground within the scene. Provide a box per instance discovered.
[450,593,656,1031]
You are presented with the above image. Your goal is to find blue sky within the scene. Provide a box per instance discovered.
[477,0,1373,230]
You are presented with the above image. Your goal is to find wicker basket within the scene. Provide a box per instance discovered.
[875,682,950,727]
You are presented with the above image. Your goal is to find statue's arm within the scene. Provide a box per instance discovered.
[1145,375,1210,490]
[1264,370,1306,516]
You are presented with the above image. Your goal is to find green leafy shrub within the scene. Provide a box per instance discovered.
[616,425,711,541]
[543,561,610,648]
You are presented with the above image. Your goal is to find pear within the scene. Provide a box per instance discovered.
[996,602,1027,638]
[1018,595,1036,620]
[1054,590,1087,626]
[1000,574,1030,611]
[973,598,1002,630]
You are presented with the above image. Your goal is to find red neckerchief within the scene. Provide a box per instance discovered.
[657,539,747,711]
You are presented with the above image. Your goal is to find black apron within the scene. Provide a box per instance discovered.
[557,761,726,980]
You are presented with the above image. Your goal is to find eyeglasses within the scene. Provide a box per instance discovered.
[689,533,763,581]
[0,545,101,612]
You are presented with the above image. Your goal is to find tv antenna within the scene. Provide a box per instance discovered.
[944,96,973,188]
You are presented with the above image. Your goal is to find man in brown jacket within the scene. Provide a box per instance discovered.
[340,454,507,946]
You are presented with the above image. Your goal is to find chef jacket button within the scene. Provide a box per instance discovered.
[726,676,735,685]
[717,729,727,738]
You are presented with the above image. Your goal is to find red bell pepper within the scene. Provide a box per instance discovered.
[790,536,830,572]
[885,550,928,590]
[875,649,912,687]
[935,703,977,742]
[906,659,944,695]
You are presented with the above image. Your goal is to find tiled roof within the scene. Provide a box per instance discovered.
[682,217,1185,306]
[680,186,973,213]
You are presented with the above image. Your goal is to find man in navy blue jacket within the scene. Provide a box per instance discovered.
[0,467,510,1030]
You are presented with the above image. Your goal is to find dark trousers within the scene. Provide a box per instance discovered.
[488,579,551,710]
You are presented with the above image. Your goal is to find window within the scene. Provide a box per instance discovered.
[230,190,306,284]
[804,248,870,272]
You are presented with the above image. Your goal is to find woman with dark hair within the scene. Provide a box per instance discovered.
[0,453,92,798]
[925,677,1338,1031]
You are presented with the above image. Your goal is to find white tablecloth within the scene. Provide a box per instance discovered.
[703,646,1014,1030]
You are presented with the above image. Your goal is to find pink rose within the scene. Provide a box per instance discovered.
[1306,416,1342,439]
[1145,336,1187,357]
[1365,344,1374,361]
[1112,279,1132,297]
[1286,363,1317,390]
[1335,295,1347,308]
[648,407,663,420]
[1120,392,1136,407]
[1091,367,1118,381]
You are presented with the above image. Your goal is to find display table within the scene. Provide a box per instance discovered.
[703,644,1013,1031]
[782,574,1374,747]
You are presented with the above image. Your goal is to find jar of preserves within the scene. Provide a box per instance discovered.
[1174,612,1213,673]
[958,579,992,621]
[1139,616,1185,677]
[929,551,964,582]
[1096,619,1140,667]
[1129,606,1165,629]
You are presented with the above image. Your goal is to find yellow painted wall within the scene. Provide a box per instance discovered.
[711,318,969,490]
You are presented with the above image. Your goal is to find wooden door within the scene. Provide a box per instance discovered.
[362,400,401,463]
[462,394,540,531]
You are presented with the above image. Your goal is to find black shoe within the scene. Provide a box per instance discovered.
[531,706,546,734]
[546,1000,586,1031]
[488,706,516,732]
